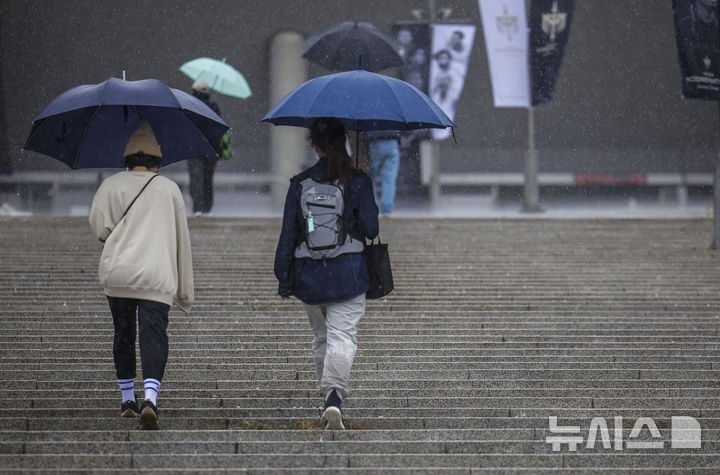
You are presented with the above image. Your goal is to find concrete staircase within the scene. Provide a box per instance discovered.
[1,216,719,473]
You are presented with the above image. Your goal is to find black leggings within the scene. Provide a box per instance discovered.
[106,297,169,381]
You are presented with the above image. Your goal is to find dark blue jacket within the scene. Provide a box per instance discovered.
[274,157,379,305]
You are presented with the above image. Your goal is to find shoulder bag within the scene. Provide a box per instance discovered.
[365,237,393,299]
[100,174,158,243]
[120,173,158,221]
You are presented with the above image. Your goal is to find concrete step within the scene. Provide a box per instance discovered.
[4,385,720,399]
[5,378,720,391]
[5,361,719,371]
[5,368,720,382]
[4,439,720,455]
[1,452,720,470]
[4,427,720,443]
[5,406,720,420]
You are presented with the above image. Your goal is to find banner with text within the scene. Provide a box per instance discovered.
[530,0,575,106]
[478,0,530,108]
[429,24,476,140]
[672,0,720,100]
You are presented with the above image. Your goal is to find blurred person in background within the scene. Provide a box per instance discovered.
[366,129,401,216]
[187,79,221,215]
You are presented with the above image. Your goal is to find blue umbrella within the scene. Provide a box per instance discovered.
[260,69,455,132]
[24,77,229,169]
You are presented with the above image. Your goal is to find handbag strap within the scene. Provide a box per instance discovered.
[120,174,158,221]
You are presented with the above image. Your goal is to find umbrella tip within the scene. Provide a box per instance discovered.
[357,54,362,70]
[222,57,227,62]
[122,70,126,80]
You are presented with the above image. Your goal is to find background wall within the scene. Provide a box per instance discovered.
[0,0,717,178]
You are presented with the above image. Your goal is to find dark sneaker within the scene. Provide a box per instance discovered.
[120,399,140,418]
[139,400,160,430]
[322,389,345,430]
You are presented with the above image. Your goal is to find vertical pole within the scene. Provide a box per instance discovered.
[269,32,307,207]
[0,52,10,175]
[428,0,437,51]
[523,107,541,211]
[427,0,441,208]
[429,143,441,207]
[522,0,541,212]
[355,123,360,169]
[713,102,720,249]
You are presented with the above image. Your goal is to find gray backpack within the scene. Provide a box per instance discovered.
[293,176,364,260]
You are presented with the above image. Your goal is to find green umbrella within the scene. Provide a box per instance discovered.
[180,57,252,99]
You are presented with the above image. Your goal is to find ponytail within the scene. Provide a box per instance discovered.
[310,118,353,186]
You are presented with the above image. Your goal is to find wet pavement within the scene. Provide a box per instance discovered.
[0,185,713,219]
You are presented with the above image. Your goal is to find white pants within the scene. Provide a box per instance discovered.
[303,293,366,400]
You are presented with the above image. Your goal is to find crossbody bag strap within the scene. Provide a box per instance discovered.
[120,174,158,221]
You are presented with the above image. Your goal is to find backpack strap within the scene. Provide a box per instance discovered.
[290,170,311,184]
[120,174,158,221]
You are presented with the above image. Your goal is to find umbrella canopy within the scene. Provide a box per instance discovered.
[260,69,455,132]
[180,57,252,99]
[23,77,228,169]
[303,21,403,72]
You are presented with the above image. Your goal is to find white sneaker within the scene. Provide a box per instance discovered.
[322,406,345,430]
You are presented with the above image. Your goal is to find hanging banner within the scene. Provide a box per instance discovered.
[478,0,530,108]
[530,0,575,106]
[392,24,432,93]
[429,24,477,140]
[672,0,720,100]
[391,24,432,189]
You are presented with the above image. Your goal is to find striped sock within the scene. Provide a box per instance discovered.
[118,378,135,403]
[143,378,161,406]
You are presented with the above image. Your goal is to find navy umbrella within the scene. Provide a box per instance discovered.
[24,77,229,169]
[303,21,404,72]
[261,69,455,132]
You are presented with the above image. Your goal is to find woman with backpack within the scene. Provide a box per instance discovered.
[274,117,379,430]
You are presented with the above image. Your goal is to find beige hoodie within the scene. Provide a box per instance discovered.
[89,171,194,312]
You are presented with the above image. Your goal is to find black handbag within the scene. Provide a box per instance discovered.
[365,237,393,299]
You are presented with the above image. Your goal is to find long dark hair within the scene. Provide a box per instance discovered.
[310,118,353,186]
